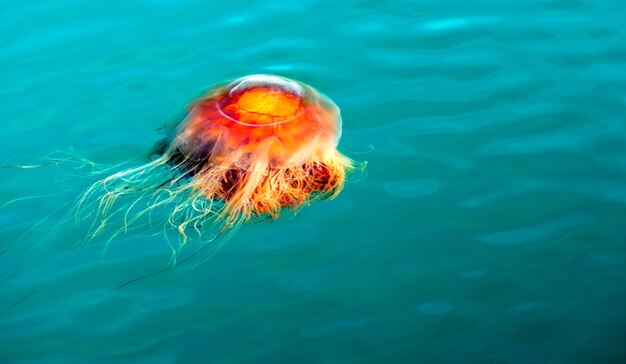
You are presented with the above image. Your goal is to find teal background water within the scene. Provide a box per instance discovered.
[1,0,626,363]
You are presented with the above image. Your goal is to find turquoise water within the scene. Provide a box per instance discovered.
[1,0,626,363]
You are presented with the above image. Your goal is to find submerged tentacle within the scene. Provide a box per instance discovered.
[75,147,223,253]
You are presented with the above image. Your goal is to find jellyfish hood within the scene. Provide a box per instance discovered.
[171,74,343,169]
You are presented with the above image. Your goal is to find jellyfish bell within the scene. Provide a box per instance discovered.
[175,75,341,166]
[80,74,356,246]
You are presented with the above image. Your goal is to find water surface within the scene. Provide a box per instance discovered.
[1,0,625,363]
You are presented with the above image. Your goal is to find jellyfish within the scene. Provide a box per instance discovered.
[78,75,357,248]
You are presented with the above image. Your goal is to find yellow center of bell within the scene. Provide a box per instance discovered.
[236,88,301,122]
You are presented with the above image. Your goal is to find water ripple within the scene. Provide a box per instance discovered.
[1,0,626,362]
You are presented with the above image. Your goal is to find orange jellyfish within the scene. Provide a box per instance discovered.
[79,75,356,246]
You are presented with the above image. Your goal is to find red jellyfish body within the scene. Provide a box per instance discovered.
[80,75,355,244]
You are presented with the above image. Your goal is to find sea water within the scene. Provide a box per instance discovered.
[1,1,625,363]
